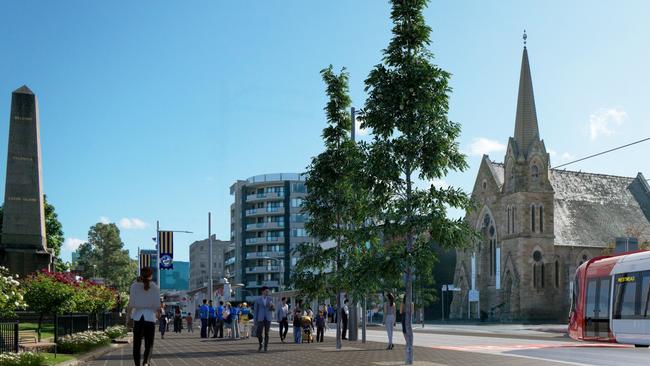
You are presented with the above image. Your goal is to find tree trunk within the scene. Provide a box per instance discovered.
[404,168,414,365]
[37,313,43,342]
[362,296,367,343]
[336,222,342,350]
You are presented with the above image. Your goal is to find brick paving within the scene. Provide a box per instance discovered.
[86,331,570,366]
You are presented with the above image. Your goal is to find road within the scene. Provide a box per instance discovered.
[346,327,649,366]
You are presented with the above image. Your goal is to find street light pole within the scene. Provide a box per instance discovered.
[156,220,160,286]
[209,212,213,305]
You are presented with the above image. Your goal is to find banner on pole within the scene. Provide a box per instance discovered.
[140,252,152,269]
[158,231,174,270]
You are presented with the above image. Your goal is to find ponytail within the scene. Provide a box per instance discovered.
[140,267,153,291]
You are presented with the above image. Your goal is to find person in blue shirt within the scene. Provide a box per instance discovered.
[199,299,209,338]
[216,301,224,338]
[208,300,217,338]
[230,303,240,339]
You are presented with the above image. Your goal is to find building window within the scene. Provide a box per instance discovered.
[533,264,537,289]
[539,206,544,233]
[507,207,511,234]
[291,198,303,208]
[541,263,545,288]
[291,183,306,193]
[512,207,516,233]
[531,164,539,181]
[482,180,487,190]
[531,205,536,232]
[555,260,560,288]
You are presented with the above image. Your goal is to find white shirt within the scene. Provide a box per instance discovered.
[128,281,160,322]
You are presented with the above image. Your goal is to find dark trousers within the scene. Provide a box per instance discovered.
[208,318,216,337]
[133,317,155,366]
[279,317,288,340]
[341,313,348,339]
[200,318,208,338]
[257,320,271,348]
[216,319,224,338]
[316,326,324,342]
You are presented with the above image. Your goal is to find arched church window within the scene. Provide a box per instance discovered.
[482,180,487,190]
[532,250,543,288]
[531,205,536,232]
[507,207,511,234]
[483,213,491,228]
[531,164,539,181]
[539,206,544,233]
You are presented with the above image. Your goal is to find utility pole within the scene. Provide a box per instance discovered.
[209,212,213,304]
[156,220,160,286]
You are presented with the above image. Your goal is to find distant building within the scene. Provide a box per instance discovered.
[188,236,231,291]
[449,44,650,322]
[161,261,189,291]
[230,173,313,301]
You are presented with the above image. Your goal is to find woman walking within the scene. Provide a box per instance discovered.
[158,302,168,339]
[173,308,182,333]
[384,293,396,350]
[127,267,160,366]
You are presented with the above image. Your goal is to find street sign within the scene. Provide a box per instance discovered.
[468,289,479,302]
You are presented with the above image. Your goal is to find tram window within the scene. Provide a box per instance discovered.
[642,272,650,318]
[586,279,597,318]
[614,273,639,319]
[598,278,611,318]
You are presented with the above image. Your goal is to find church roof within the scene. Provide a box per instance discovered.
[489,161,650,248]
[513,47,540,156]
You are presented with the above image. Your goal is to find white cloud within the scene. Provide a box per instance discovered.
[118,218,148,230]
[64,237,85,251]
[99,216,111,224]
[549,149,574,163]
[561,152,575,161]
[468,138,506,156]
[589,108,627,140]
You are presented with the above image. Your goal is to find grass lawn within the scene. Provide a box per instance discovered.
[19,322,55,341]
[41,353,75,366]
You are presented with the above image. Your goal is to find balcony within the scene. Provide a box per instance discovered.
[245,207,285,217]
[224,257,235,265]
[246,191,284,202]
[246,266,281,274]
[247,280,280,288]
[245,251,284,259]
[245,237,284,246]
[245,221,284,231]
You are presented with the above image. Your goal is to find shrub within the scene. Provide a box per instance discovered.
[57,331,110,354]
[105,325,127,340]
[0,267,26,319]
[0,352,45,366]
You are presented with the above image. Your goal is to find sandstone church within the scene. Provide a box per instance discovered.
[449,44,650,321]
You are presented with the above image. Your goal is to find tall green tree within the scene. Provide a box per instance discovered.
[76,223,137,292]
[293,65,375,349]
[362,0,475,363]
[0,195,66,271]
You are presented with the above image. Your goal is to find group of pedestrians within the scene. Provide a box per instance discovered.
[129,270,410,366]
[197,299,252,340]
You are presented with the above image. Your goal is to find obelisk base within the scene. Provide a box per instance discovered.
[0,248,53,278]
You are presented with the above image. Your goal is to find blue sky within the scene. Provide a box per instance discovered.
[1,1,649,262]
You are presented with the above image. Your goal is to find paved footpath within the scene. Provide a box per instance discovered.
[87,331,571,366]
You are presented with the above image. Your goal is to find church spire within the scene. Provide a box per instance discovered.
[513,31,540,155]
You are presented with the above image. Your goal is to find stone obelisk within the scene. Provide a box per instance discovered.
[0,86,53,277]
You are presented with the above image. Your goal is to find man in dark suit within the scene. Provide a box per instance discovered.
[253,286,274,352]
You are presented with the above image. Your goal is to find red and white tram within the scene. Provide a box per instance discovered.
[568,250,650,346]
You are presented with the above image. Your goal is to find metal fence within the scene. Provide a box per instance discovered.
[54,314,89,343]
[0,321,19,353]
